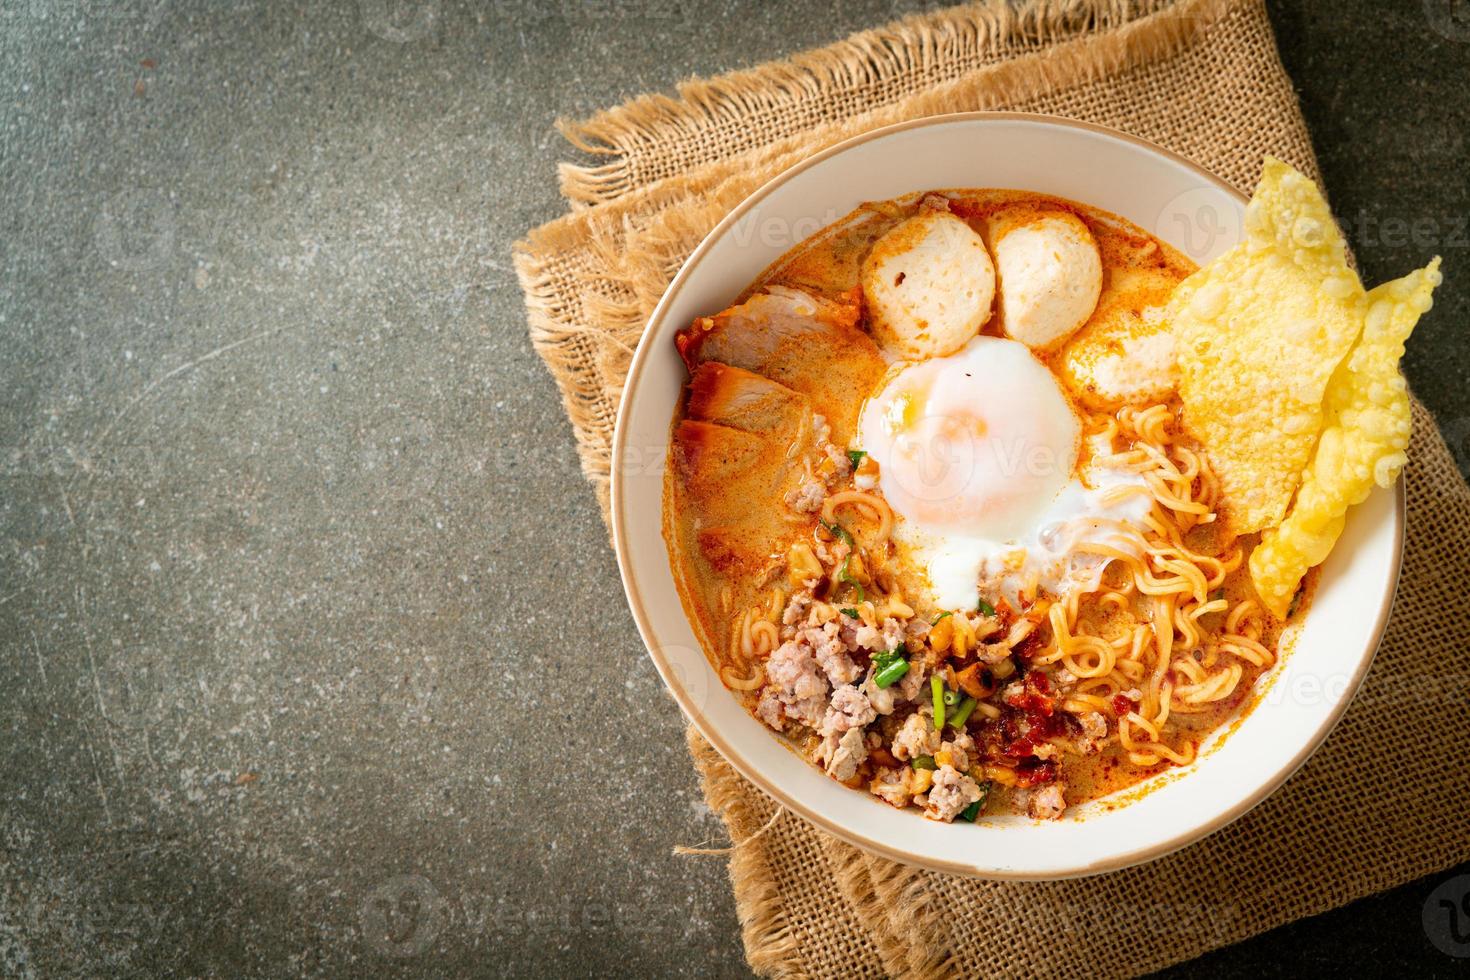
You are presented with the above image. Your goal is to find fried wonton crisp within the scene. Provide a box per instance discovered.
[1249,259,1441,617]
[1169,157,1365,534]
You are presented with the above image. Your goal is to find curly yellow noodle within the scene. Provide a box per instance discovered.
[722,664,764,690]
[1062,644,1116,679]
[1143,473,1211,515]
[728,609,747,664]
[737,607,756,660]
[750,620,779,657]
[1003,617,1036,648]
[1221,633,1275,668]
[1175,663,1243,704]
[821,490,893,544]
[1100,483,1152,507]
[1226,599,1263,638]
[1173,605,1203,651]
[1171,446,1203,482]
[736,399,1283,797]
[1173,658,1208,684]
[1063,693,1112,714]
[1154,556,1209,603]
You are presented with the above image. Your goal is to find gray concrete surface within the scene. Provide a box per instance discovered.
[0,1,1465,977]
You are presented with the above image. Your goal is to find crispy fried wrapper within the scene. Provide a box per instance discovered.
[1170,157,1365,535]
[1249,259,1442,617]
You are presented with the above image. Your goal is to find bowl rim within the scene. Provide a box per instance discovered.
[610,110,1405,878]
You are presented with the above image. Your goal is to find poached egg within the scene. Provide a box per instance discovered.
[858,336,1152,609]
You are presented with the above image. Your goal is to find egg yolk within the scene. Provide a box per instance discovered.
[859,336,1080,542]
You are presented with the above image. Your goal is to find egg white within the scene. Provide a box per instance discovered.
[857,336,1153,610]
[906,462,1153,610]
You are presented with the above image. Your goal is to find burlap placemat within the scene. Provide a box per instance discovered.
[514,1,1470,975]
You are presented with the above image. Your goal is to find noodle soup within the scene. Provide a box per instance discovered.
[663,190,1311,823]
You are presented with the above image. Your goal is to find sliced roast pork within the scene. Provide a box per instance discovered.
[675,286,885,444]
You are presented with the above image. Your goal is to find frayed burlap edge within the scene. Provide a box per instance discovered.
[511,0,1470,975]
[685,730,805,977]
[555,0,1188,207]
[684,403,1469,980]
[516,0,1263,523]
[687,729,895,978]
[869,400,1469,979]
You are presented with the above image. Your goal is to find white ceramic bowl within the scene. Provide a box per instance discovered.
[612,113,1403,878]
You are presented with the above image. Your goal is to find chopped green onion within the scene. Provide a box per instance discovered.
[846,449,867,469]
[872,650,909,689]
[959,782,990,822]
[821,519,865,602]
[1211,587,1225,602]
[911,754,937,771]
[932,611,953,624]
[1287,588,1303,618]
[948,696,977,729]
[819,519,853,548]
[942,689,962,708]
[840,607,859,619]
[931,675,945,731]
[976,596,997,617]
[873,660,908,688]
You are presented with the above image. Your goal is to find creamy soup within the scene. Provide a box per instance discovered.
[663,189,1309,823]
